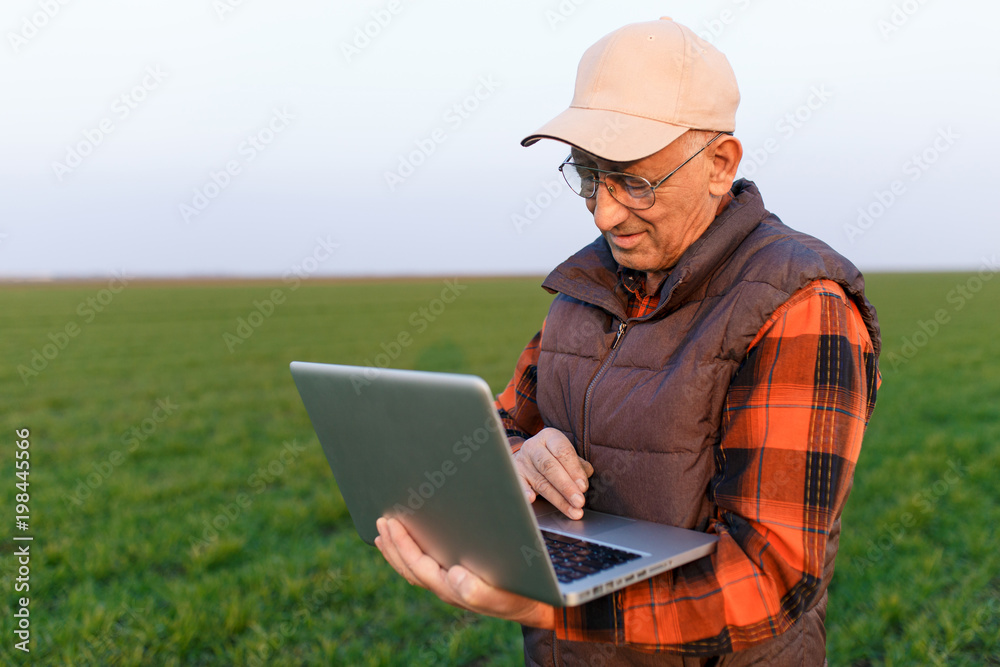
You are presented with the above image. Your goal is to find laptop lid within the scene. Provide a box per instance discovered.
[290,361,565,606]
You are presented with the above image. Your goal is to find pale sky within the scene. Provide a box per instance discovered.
[1,0,997,279]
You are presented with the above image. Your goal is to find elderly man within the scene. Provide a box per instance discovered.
[375,17,881,665]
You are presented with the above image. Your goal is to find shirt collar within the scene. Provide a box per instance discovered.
[617,266,650,299]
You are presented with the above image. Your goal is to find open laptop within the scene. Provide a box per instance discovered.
[290,361,718,607]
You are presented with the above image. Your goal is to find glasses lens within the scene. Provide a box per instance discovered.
[609,174,654,209]
[561,162,597,198]
[559,161,655,209]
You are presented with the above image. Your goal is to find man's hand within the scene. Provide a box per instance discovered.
[374,517,555,628]
[512,428,594,520]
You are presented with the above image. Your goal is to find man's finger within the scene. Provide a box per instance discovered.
[375,518,418,586]
[446,566,489,610]
[537,428,591,492]
[513,429,591,519]
[446,565,525,617]
[545,435,590,487]
[380,520,551,626]
[445,564,551,627]
[514,468,537,504]
[384,518,464,607]
[529,441,585,513]
[523,455,584,519]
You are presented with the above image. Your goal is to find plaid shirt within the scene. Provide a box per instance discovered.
[495,275,880,654]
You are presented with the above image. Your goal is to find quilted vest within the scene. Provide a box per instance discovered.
[523,180,880,666]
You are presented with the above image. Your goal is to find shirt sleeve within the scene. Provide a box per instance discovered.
[494,321,547,450]
[553,279,881,655]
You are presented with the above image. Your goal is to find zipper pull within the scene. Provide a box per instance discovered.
[612,321,627,349]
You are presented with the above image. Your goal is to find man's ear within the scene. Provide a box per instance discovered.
[708,135,743,196]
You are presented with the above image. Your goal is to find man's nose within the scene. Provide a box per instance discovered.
[591,182,630,232]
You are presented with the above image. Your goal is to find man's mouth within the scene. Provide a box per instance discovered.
[608,230,644,250]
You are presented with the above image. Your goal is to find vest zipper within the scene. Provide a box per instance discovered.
[611,321,627,349]
[581,320,628,460]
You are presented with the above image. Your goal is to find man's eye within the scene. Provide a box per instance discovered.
[620,176,650,195]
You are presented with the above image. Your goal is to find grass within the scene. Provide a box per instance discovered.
[0,272,997,665]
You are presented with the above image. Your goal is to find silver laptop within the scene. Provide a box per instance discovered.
[290,361,718,607]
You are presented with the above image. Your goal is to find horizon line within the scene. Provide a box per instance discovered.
[0,266,992,286]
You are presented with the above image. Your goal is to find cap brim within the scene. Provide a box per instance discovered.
[521,107,690,163]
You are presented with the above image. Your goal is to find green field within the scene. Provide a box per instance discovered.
[1,273,998,665]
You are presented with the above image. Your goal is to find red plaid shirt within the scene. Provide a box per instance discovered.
[495,273,880,654]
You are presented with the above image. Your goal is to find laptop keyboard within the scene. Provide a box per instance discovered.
[541,530,642,584]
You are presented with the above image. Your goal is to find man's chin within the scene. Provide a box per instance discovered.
[607,243,648,272]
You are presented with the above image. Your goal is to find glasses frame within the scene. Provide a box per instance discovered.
[558,131,729,210]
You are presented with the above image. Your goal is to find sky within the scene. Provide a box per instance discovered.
[1,0,997,280]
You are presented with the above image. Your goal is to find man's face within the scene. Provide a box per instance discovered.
[574,134,719,283]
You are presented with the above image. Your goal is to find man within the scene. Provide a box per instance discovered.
[375,17,881,665]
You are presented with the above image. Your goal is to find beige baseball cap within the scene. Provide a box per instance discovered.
[521,17,740,162]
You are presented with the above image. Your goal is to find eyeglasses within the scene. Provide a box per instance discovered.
[558,132,728,210]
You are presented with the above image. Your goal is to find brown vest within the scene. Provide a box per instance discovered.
[523,180,880,666]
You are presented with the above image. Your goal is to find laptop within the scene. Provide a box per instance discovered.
[289,361,718,607]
